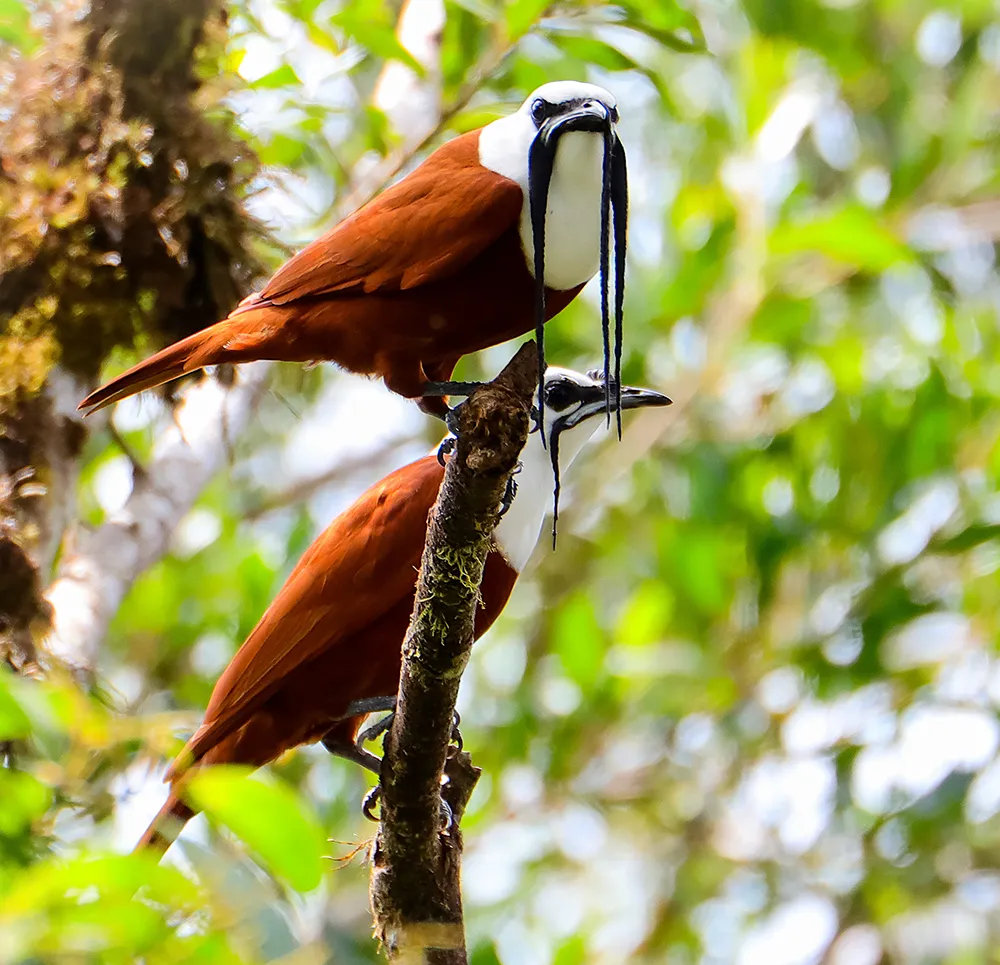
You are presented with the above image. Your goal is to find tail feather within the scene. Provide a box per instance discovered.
[78,307,289,414]
[134,792,196,856]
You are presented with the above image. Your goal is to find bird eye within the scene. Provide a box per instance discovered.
[544,380,577,411]
[530,98,549,125]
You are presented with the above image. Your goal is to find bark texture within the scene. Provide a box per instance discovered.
[369,342,538,963]
[0,0,267,667]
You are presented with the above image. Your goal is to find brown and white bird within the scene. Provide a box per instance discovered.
[78,82,628,425]
[135,366,669,855]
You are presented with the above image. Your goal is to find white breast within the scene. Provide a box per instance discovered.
[479,116,605,292]
[492,438,553,572]
[493,413,606,572]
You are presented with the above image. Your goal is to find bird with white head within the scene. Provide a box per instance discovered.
[79,82,629,442]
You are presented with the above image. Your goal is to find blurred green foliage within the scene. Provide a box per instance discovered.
[5,0,1000,961]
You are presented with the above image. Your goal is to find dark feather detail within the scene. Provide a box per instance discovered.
[611,135,629,439]
[549,421,563,549]
[528,132,556,447]
[600,126,614,425]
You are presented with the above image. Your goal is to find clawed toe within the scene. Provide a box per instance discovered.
[362,785,381,822]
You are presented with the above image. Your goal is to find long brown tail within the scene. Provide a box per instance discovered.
[134,792,196,856]
[78,305,289,415]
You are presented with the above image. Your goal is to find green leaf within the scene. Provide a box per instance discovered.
[250,64,302,90]
[0,769,51,835]
[505,0,549,42]
[552,35,639,72]
[184,767,326,892]
[0,0,37,52]
[260,132,307,168]
[616,0,706,53]
[552,593,604,688]
[0,669,31,740]
[1,853,200,914]
[553,935,587,965]
[281,0,327,21]
[305,19,342,55]
[770,206,913,273]
[0,669,72,749]
[332,0,426,76]
[617,581,674,646]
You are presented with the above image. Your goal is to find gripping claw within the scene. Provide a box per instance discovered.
[363,785,381,822]
[437,435,456,467]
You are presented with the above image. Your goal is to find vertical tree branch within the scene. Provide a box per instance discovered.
[369,342,538,963]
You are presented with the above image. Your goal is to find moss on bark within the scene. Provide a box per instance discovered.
[0,0,268,663]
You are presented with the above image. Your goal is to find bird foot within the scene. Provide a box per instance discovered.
[444,402,464,438]
[362,784,382,822]
[357,709,394,746]
[362,785,454,831]
[423,381,486,443]
[497,465,521,519]
[437,434,456,467]
[420,380,488,402]
[350,702,463,754]
[320,733,383,775]
[348,700,463,827]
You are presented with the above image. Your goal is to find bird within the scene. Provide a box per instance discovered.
[135,365,670,855]
[77,81,629,427]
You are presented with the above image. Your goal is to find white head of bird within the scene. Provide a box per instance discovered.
[494,365,671,570]
[478,81,621,291]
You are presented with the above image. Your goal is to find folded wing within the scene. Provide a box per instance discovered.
[170,455,445,776]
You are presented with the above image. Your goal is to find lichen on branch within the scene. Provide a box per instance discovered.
[0,0,270,664]
[0,0,267,406]
[369,342,538,964]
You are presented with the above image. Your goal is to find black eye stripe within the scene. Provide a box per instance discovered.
[544,378,607,411]
[531,97,617,125]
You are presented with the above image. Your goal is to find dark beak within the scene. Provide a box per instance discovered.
[618,385,672,411]
[559,382,671,430]
[539,101,612,145]
[546,380,670,549]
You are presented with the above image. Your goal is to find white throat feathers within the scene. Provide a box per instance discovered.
[478,81,619,292]
[493,366,609,571]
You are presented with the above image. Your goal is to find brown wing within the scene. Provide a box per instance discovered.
[234,130,523,311]
[175,455,444,772]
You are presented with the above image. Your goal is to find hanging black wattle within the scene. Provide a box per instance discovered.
[527,106,627,548]
[527,132,556,449]
[599,126,614,426]
[611,134,628,440]
[548,418,564,549]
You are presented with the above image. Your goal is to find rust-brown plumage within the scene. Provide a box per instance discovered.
[79,130,580,418]
[136,454,518,853]
[134,365,673,854]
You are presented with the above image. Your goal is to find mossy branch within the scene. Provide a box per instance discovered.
[0,0,267,668]
[369,341,538,964]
